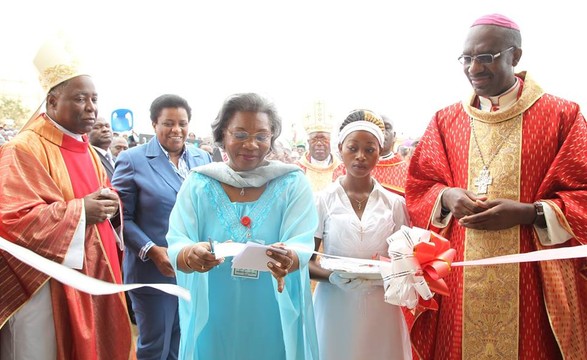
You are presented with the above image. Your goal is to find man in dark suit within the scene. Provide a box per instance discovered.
[89,117,115,180]
[111,94,212,359]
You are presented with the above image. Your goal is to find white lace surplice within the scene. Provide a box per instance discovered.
[314,178,413,360]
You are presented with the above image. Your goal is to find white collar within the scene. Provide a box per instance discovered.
[46,115,83,141]
[478,78,520,112]
[310,154,332,166]
[380,152,395,160]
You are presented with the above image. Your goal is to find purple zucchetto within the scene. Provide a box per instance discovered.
[471,14,520,31]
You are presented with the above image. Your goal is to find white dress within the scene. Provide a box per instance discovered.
[313,178,412,360]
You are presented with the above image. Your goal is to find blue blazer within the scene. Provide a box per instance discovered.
[112,138,212,292]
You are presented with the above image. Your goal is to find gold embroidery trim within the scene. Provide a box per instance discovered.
[39,64,78,92]
[463,114,523,359]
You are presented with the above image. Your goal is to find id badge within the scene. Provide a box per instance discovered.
[231,267,260,280]
[230,239,265,280]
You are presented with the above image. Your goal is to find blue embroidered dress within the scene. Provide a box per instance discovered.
[167,170,319,360]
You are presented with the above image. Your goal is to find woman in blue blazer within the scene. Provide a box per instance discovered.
[112,94,212,359]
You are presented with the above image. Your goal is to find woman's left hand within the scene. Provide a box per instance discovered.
[266,243,298,293]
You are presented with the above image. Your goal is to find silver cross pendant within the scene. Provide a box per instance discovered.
[474,166,493,195]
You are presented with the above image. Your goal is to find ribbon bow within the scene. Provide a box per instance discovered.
[382,226,455,310]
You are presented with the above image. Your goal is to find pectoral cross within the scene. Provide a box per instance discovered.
[474,167,492,195]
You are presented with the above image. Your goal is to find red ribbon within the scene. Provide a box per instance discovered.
[413,232,456,310]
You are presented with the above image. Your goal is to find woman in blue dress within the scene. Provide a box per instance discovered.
[166,93,319,360]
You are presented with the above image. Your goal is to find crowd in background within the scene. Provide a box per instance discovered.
[1,12,586,360]
[0,123,17,146]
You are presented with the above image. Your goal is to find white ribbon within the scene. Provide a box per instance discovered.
[379,226,587,309]
[453,244,587,266]
[289,229,587,310]
[382,226,435,309]
[0,236,191,301]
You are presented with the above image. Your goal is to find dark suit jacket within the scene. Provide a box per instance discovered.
[92,146,115,180]
[111,138,212,293]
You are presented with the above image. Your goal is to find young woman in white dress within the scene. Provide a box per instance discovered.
[309,110,412,360]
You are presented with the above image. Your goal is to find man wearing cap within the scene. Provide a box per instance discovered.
[296,102,341,192]
[0,37,133,359]
[406,14,587,359]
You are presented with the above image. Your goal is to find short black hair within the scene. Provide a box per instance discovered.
[150,94,192,123]
[491,26,522,48]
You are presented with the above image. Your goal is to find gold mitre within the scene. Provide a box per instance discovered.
[303,100,334,134]
[33,33,89,93]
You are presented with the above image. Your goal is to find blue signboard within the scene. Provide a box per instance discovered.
[111,109,134,132]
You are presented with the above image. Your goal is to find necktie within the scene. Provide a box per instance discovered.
[105,152,115,167]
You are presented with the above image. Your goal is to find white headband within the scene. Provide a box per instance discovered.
[337,121,385,147]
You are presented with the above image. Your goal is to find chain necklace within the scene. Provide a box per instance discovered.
[469,117,519,195]
[343,178,374,211]
[348,196,368,210]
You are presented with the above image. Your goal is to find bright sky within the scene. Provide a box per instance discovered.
[2,0,585,141]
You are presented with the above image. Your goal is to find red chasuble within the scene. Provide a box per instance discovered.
[0,114,133,360]
[406,73,587,360]
[371,153,408,196]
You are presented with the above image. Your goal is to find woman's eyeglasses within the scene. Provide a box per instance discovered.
[227,130,272,143]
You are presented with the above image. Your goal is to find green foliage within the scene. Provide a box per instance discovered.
[0,95,31,128]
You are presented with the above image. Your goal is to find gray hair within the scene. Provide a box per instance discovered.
[211,93,282,149]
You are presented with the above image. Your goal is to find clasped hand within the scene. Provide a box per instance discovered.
[84,188,119,225]
[443,188,535,230]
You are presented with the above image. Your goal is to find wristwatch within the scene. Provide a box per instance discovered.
[533,201,546,228]
[534,201,544,216]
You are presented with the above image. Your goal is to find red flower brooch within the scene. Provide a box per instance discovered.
[240,216,251,227]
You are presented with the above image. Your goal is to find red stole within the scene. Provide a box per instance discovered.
[59,134,121,284]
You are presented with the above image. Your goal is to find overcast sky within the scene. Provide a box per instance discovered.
[2,0,585,141]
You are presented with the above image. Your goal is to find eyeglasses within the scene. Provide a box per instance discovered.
[227,130,272,143]
[308,135,330,145]
[458,46,515,66]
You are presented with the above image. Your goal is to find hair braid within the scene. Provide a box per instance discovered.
[339,109,385,133]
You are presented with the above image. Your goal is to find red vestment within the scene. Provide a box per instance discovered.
[0,114,133,359]
[371,153,408,196]
[406,73,587,359]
